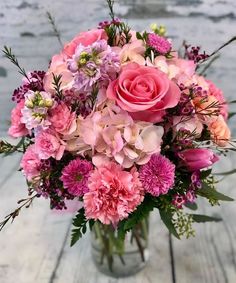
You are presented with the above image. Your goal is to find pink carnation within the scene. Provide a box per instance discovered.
[139,154,175,197]
[207,80,228,120]
[49,103,77,136]
[34,130,65,160]
[8,100,29,138]
[84,162,144,225]
[60,158,93,196]
[20,145,41,181]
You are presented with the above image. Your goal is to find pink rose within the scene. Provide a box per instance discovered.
[49,103,77,136]
[43,53,73,93]
[107,63,181,122]
[62,29,108,57]
[178,148,219,171]
[35,130,65,160]
[8,100,29,138]
[20,145,41,181]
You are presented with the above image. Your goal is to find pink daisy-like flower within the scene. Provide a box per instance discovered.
[84,162,144,226]
[60,158,93,197]
[139,154,175,197]
[147,33,172,55]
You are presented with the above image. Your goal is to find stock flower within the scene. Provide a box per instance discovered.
[84,162,144,225]
[139,154,175,196]
[20,145,41,181]
[49,103,77,136]
[107,62,181,123]
[178,148,219,171]
[34,130,65,160]
[60,158,93,196]
[8,100,29,138]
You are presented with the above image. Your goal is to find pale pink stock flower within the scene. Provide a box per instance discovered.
[34,130,65,160]
[8,100,29,138]
[84,162,144,225]
[20,145,41,181]
[49,103,77,136]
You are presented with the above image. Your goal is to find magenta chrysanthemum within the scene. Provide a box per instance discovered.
[147,33,172,55]
[60,158,93,196]
[84,162,144,225]
[139,154,175,196]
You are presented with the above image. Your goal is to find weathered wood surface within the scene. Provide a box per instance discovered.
[1,0,236,282]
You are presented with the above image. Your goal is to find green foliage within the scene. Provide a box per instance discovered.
[52,74,63,99]
[184,202,198,211]
[197,183,234,203]
[191,214,222,223]
[159,209,180,239]
[71,208,94,246]
[0,137,30,156]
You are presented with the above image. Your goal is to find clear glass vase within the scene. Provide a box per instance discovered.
[91,216,149,278]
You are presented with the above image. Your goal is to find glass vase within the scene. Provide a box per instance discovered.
[90,216,149,278]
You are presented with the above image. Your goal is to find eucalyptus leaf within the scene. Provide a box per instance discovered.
[184,202,198,211]
[191,214,222,223]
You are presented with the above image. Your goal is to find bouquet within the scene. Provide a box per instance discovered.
[1,0,235,277]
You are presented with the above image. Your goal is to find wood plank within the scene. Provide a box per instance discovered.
[50,212,173,283]
[173,155,236,283]
[0,154,73,283]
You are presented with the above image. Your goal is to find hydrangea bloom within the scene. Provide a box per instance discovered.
[84,162,144,225]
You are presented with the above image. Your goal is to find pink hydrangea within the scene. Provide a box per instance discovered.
[8,100,29,138]
[34,130,65,160]
[49,103,77,136]
[84,162,144,225]
[20,145,41,181]
[60,158,93,196]
[147,33,172,55]
[139,154,175,197]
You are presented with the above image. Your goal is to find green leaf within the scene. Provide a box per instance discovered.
[200,169,212,179]
[228,112,236,119]
[184,202,198,210]
[191,214,222,223]
[136,32,143,40]
[159,209,180,239]
[70,208,88,247]
[197,184,234,202]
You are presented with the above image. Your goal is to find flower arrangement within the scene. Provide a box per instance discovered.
[1,0,236,276]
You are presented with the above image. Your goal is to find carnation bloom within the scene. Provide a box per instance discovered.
[178,148,219,171]
[139,154,175,197]
[84,162,144,225]
[147,33,172,55]
[8,100,29,138]
[49,102,77,136]
[20,145,41,181]
[208,115,231,147]
[60,158,93,196]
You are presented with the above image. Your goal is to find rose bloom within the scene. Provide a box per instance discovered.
[84,162,144,225]
[34,130,65,160]
[208,115,231,147]
[107,63,181,123]
[20,145,41,181]
[43,53,74,93]
[49,103,77,136]
[62,29,108,57]
[8,100,29,138]
[178,148,219,171]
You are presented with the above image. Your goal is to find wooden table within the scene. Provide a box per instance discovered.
[0,151,236,283]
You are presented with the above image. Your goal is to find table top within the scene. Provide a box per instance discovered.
[0,1,236,282]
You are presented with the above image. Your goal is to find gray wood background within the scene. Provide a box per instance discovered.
[0,1,236,282]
